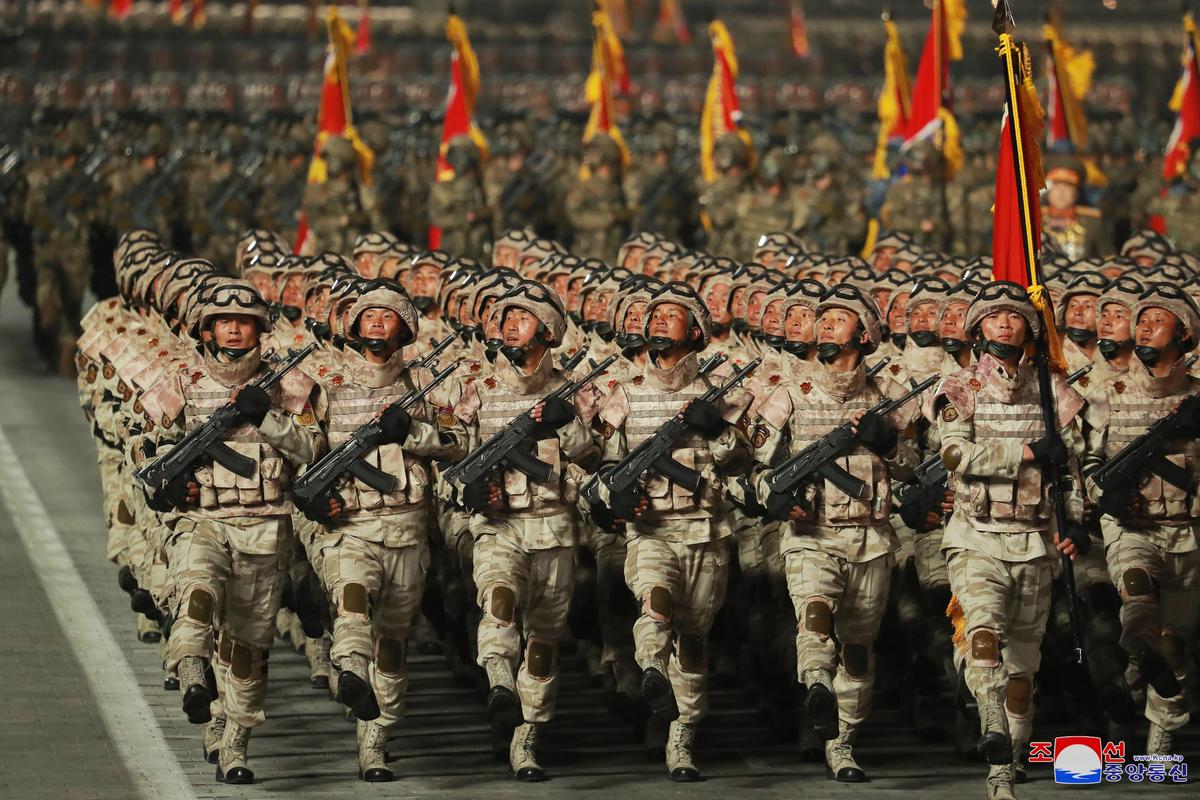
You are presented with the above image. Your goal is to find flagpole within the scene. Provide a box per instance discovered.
[994,0,1086,668]
[935,0,953,252]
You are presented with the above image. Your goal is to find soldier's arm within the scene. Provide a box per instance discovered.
[255,387,325,468]
[403,398,468,461]
[934,404,1023,479]
[557,416,601,468]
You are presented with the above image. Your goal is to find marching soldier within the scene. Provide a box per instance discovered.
[565,133,629,261]
[428,136,492,260]
[1042,158,1108,260]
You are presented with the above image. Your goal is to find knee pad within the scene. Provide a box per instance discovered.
[375,638,407,676]
[841,642,871,679]
[800,598,833,637]
[341,582,369,616]
[1005,675,1034,716]
[185,588,215,625]
[968,628,1001,669]
[1121,568,1154,599]
[677,633,707,674]
[486,584,517,626]
[1161,634,1186,672]
[525,637,558,680]
[642,585,673,623]
[228,639,264,682]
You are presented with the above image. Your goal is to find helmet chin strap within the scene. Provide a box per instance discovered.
[783,340,810,357]
[411,296,434,313]
[973,338,1022,360]
[817,340,859,364]
[889,332,906,350]
[280,305,303,321]
[1135,344,1166,366]
[909,330,938,348]
[1097,338,1132,359]
[941,336,967,355]
[1065,327,1096,346]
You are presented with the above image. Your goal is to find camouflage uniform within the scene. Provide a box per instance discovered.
[428,136,491,260]
[565,134,629,262]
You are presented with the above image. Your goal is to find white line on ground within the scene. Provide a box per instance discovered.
[0,424,199,800]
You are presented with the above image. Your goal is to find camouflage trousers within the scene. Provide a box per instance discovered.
[946,547,1052,741]
[586,525,635,669]
[473,519,576,724]
[624,533,730,724]
[1105,532,1200,731]
[166,516,286,729]
[99,452,131,565]
[321,514,429,728]
[787,548,893,727]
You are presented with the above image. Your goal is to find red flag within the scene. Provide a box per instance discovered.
[109,0,131,19]
[169,0,186,25]
[356,0,372,55]
[900,0,965,176]
[790,2,809,59]
[430,13,488,248]
[657,0,690,45]
[191,0,206,28]
[582,6,631,177]
[1164,13,1200,181]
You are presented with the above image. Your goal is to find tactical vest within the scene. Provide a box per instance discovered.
[956,375,1049,531]
[325,379,431,514]
[476,377,574,516]
[183,372,289,517]
[786,381,891,525]
[1104,384,1200,522]
[623,377,718,516]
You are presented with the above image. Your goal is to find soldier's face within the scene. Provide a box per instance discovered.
[705,282,732,324]
[355,253,380,278]
[358,308,402,343]
[622,246,646,271]
[747,291,767,327]
[212,315,259,349]
[873,247,896,272]
[1046,181,1078,210]
[817,309,862,347]
[761,300,785,336]
[250,273,276,303]
[552,273,571,298]
[622,301,647,334]
[908,301,938,334]
[1135,307,1181,350]
[1065,295,1098,332]
[281,275,306,308]
[594,291,613,321]
[493,245,519,269]
[1098,303,1131,341]
[731,287,750,318]
[305,288,329,321]
[642,255,663,276]
[411,266,442,299]
[379,257,403,280]
[828,270,848,283]
[940,301,969,340]
[502,308,542,348]
[980,311,1028,348]
[648,303,694,344]
[893,259,914,274]
[872,289,892,313]
[887,293,910,333]
[785,305,815,343]
[566,278,585,312]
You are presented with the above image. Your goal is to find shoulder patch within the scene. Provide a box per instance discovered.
[942,406,958,422]
[751,421,769,449]
[295,402,316,427]
[438,410,457,429]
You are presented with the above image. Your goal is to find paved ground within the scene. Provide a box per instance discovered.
[0,286,1193,799]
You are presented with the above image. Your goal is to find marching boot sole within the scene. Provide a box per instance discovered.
[182,684,213,725]
[641,668,680,722]
[163,676,180,691]
[337,670,381,721]
[978,731,1013,766]
[360,767,394,783]
[826,766,868,783]
[513,766,547,782]
[669,767,702,782]
[804,684,839,741]
[310,674,330,691]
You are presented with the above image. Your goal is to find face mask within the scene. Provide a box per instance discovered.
[710,321,731,336]
[1096,338,1130,359]
[219,346,254,361]
[361,338,390,353]
[280,305,302,321]
[974,339,1022,360]
[616,332,646,353]
[447,318,463,333]
[568,311,583,325]
[732,319,750,334]
[1065,327,1095,345]
[889,332,906,350]
[646,336,679,352]
[909,330,938,348]
[412,296,434,313]
[593,322,615,342]
[763,335,786,351]
[817,341,848,363]
[484,336,503,353]
[1135,344,1163,366]
[784,340,810,358]
[941,337,966,355]
[501,345,526,365]
[580,320,597,333]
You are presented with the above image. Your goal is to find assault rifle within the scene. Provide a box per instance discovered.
[292,363,457,506]
[135,344,316,492]
[581,354,752,508]
[444,354,618,506]
[764,375,939,506]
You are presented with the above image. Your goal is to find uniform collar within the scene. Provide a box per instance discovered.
[645,351,700,392]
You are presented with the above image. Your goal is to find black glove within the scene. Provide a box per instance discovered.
[459,479,492,512]
[536,396,575,432]
[300,491,342,525]
[682,399,727,437]
[234,384,271,426]
[855,411,898,456]
[379,405,413,444]
[765,490,801,522]
[1029,433,1068,469]
[734,474,767,517]
[1098,488,1130,519]
[609,487,644,522]
[148,471,195,512]
[1062,522,1093,558]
